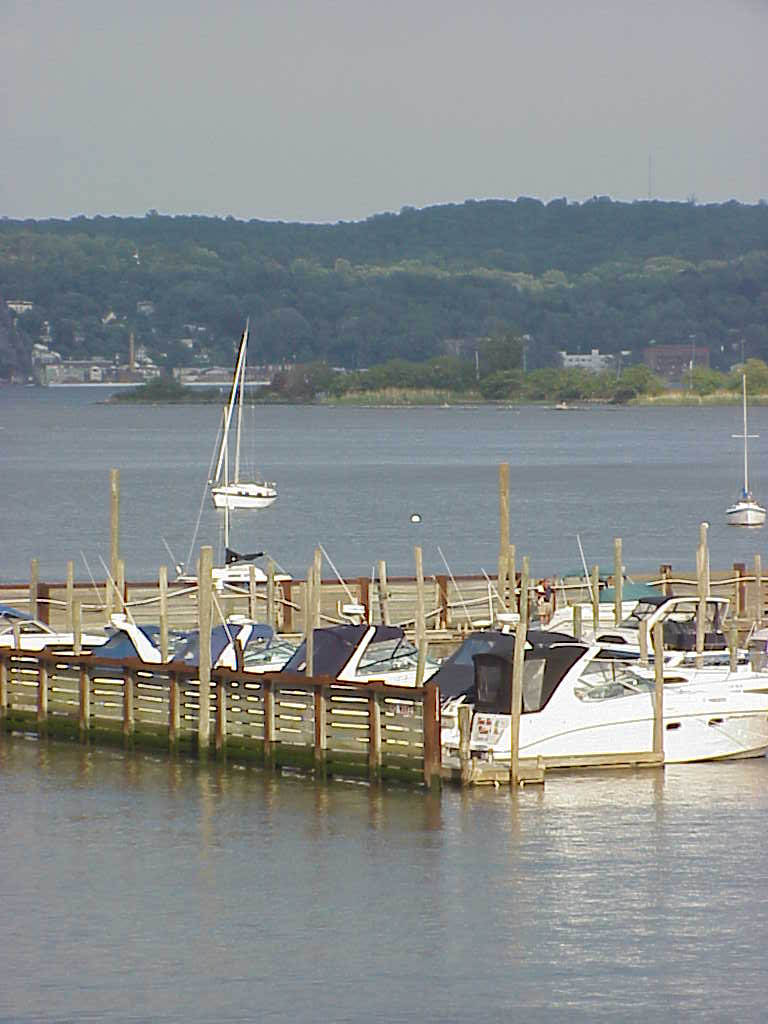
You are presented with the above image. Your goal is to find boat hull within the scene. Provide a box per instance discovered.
[212,483,277,510]
[726,500,766,527]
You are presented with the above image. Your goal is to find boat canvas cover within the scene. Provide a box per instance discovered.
[282,625,403,677]
[175,623,274,667]
[473,643,587,714]
[432,629,577,699]
[0,604,33,621]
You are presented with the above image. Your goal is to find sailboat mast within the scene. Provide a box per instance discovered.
[234,321,248,483]
[743,373,749,495]
[213,325,248,484]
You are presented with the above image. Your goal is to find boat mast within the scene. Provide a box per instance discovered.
[234,319,248,484]
[743,373,749,497]
[213,324,248,485]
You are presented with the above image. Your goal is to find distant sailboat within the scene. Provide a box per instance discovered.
[210,320,277,511]
[726,374,765,527]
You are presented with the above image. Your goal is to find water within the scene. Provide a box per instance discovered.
[3,388,768,1021]
[1,386,768,582]
[2,735,768,1023]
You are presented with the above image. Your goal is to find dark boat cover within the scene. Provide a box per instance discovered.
[281,625,404,677]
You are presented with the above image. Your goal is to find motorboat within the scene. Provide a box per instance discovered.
[591,593,730,653]
[726,374,765,527]
[440,634,768,765]
[210,321,276,511]
[280,624,439,685]
[0,603,106,653]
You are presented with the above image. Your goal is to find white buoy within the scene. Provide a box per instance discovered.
[410,513,422,524]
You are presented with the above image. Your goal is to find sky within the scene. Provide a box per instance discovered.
[2,0,767,222]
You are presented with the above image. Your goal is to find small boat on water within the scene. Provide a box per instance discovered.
[726,374,765,527]
[210,320,277,511]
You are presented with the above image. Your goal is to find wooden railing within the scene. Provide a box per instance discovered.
[0,649,441,788]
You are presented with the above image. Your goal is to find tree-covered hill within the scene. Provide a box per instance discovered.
[1,197,767,376]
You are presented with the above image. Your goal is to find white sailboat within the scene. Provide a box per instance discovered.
[726,374,765,527]
[210,320,277,511]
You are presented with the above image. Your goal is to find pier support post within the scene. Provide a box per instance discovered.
[73,599,82,656]
[458,704,472,786]
[305,562,315,678]
[733,562,746,618]
[753,554,763,627]
[123,669,135,742]
[37,659,48,734]
[499,464,510,611]
[169,672,180,750]
[108,468,120,619]
[79,663,90,739]
[573,604,582,641]
[197,545,213,757]
[29,558,39,620]
[423,681,441,789]
[215,680,226,755]
[510,618,526,787]
[267,560,276,630]
[116,558,125,615]
[659,564,672,597]
[639,619,649,665]
[368,691,381,782]
[653,622,664,758]
[729,626,738,673]
[696,523,709,662]
[614,538,623,627]
[66,561,74,633]
[0,655,7,718]
[314,685,327,776]
[263,678,275,768]
[520,556,530,628]
[377,560,391,625]
[249,565,257,621]
[591,564,600,634]
[414,546,427,685]
[159,566,169,662]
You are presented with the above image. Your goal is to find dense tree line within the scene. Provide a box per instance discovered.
[0,198,766,378]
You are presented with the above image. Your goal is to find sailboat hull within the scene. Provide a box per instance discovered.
[212,482,277,510]
[726,500,766,527]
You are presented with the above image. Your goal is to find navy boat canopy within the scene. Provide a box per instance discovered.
[282,625,403,677]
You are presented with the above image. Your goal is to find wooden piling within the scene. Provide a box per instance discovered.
[168,672,180,748]
[116,558,125,615]
[73,598,82,656]
[266,559,276,630]
[659,563,672,597]
[458,703,472,786]
[305,562,315,678]
[499,464,510,610]
[653,622,664,757]
[197,545,213,755]
[159,566,169,662]
[65,560,74,633]
[414,545,427,685]
[123,669,134,740]
[696,523,709,659]
[733,562,746,618]
[377,560,391,625]
[263,678,275,767]
[109,468,120,618]
[29,558,39,619]
[507,545,516,617]
[520,556,530,628]
[215,681,226,754]
[0,655,7,718]
[368,691,382,781]
[613,538,623,627]
[313,548,323,629]
[754,553,763,627]
[423,681,441,789]
[729,626,738,673]
[591,564,600,633]
[314,685,327,775]
[79,663,90,737]
[573,604,582,641]
[249,565,257,621]
[37,659,48,731]
[509,618,526,786]
[639,618,649,665]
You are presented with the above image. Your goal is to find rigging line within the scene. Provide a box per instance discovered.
[97,556,136,625]
[186,417,222,572]
[161,536,180,574]
[480,567,504,606]
[318,543,356,603]
[210,589,236,647]
[576,533,590,583]
[80,551,106,611]
[437,545,473,626]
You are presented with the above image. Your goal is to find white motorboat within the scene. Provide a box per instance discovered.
[0,603,106,653]
[727,374,765,527]
[210,320,276,511]
[439,634,768,765]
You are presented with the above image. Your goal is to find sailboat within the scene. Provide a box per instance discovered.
[726,374,765,527]
[210,320,277,511]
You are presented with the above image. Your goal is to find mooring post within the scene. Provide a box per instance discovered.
[377,560,391,625]
[696,523,709,662]
[66,560,74,633]
[653,622,664,758]
[37,657,48,733]
[614,538,623,627]
[314,684,327,776]
[305,564,315,678]
[313,547,323,632]
[754,553,763,628]
[249,565,257,621]
[159,565,169,662]
[197,545,213,756]
[0,654,7,718]
[29,558,39,619]
[520,556,530,628]
[168,672,180,750]
[79,661,90,739]
[215,679,226,755]
[729,625,738,673]
[499,463,510,611]
[573,604,582,641]
[660,563,672,597]
[639,618,649,665]
[266,559,276,630]
[510,618,526,787]
[73,598,82,656]
[123,668,135,742]
[263,677,275,768]
[116,558,125,616]
[591,564,600,634]
[414,545,427,685]
[368,690,382,782]
[423,681,441,789]
[733,562,746,618]
[458,703,472,786]
[108,468,120,618]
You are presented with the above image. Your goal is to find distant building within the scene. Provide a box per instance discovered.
[643,344,710,382]
[559,348,615,372]
[5,299,34,314]
[136,301,155,315]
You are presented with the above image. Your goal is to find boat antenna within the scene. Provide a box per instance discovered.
[318,543,356,604]
[438,545,473,626]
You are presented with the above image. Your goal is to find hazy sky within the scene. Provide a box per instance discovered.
[2,0,767,222]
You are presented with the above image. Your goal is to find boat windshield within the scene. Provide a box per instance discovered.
[619,601,662,628]
[574,661,655,701]
[358,638,420,673]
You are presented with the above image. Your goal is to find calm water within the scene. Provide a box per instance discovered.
[1,386,768,582]
[2,736,768,1023]
[3,387,768,1021]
